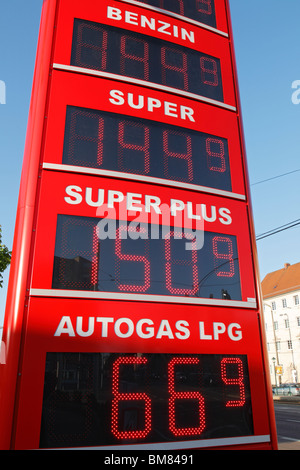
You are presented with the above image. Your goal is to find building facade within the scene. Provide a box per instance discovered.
[262,262,300,386]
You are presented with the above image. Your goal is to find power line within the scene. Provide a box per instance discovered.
[251,168,300,186]
[256,218,300,241]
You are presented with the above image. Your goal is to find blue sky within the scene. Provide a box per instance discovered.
[0,0,300,327]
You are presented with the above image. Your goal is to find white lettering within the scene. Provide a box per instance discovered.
[180,105,195,122]
[228,323,242,341]
[141,15,156,31]
[76,316,94,337]
[219,207,232,225]
[107,6,194,44]
[107,190,124,208]
[109,89,125,105]
[175,320,190,339]
[157,21,172,35]
[199,321,213,340]
[181,28,195,43]
[96,317,114,337]
[170,199,185,216]
[125,11,138,25]
[109,89,195,122]
[85,187,104,207]
[54,316,75,337]
[64,185,83,205]
[53,317,242,343]
[156,320,174,339]
[213,322,227,340]
[145,195,162,214]
[107,6,122,21]
[164,101,178,118]
[114,318,135,338]
[147,97,161,112]
[127,192,143,212]
[136,319,155,338]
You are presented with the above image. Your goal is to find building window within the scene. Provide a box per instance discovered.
[288,340,293,350]
[276,341,281,351]
[297,317,300,327]
[282,298,287,308]
[274,321,278,330]
[294,295,299,306]
[284,319,290,328]
[271,301,276,310]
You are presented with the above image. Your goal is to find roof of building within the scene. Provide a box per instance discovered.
[261,262,300,299]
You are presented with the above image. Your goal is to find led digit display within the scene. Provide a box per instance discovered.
[71,20,223,102]
[39,352,253,448]
[63,106,232,192]
[52,215,242,300]
[134,0,217,28]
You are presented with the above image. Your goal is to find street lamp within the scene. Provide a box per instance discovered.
[264,303,281,385]
[280,312,297,383]
[272,357,277,388]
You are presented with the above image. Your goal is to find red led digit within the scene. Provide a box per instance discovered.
[165,231,199,296]
[68,110,104,167]
[75,22,108,70]
[206,138,226,173]
[163,130,193,182]
[120,35,149,80]
[91,226,99,287]
[111,357,152,440]
[161,47,188,91]
[118,121,150,174]
[196,0,212,15]
[168,358,205,437]
[212,236,235,278]
[221,358,246,407]
[200,57,218,86]
[115,225,150,292]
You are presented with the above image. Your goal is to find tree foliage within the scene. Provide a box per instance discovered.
[0,226,11,288]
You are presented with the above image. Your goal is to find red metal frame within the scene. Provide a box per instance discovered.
[0,0,278,450]
[30,170,256,304]
[13,298,271,449]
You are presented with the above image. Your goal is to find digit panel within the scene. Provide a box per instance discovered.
[53,0,236,107]
[38,352,253,448]
[42,71,246,199]
[30,171,256,306]
[62,105,232,193]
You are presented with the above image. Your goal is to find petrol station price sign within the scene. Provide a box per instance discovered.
[0,0,277,450]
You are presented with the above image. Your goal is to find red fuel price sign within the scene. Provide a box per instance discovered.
[0,0,277,450]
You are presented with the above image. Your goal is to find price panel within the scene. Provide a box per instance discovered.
[63,105,231,192]
[0,0,277,451]
[52,0,236,108]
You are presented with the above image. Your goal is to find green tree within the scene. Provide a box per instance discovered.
[0,226,11,288]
